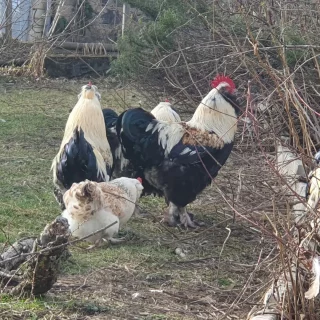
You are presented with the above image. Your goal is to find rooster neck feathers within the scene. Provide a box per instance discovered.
[187,84,238,144]
[146,81,238,156]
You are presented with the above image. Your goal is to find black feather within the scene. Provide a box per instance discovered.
[220,89,241,115]
[102,108,118,128]
[102,108,120,162]
[56,128,107,189]
[117,108,164,168]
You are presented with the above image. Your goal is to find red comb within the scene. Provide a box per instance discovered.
[165,99,170,103]
[211,75,235,93]
[88,81,92,86]
[137,177,142,183]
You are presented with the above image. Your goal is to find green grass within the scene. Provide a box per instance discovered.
[0,80,144,240]
[0,88,65,241]
[0,78,263,319]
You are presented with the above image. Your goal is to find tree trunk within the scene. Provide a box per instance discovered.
[5,0,12,40]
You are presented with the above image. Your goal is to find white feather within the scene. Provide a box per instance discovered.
[150,102,181,123]
[146,82,238,156]
[305,256,320,299]
[187,84,237,144]
[180,147,191,155]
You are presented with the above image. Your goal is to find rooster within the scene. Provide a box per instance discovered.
[78,87,101,101]
[51,83,113,208]
[62,177,144,248]
[116,75,240,228]
[102,100,181,179]
[150,100,181,123]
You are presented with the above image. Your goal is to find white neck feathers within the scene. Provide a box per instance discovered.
[187,88,237,143]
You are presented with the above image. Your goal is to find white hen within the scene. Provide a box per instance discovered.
[62,177,143,248]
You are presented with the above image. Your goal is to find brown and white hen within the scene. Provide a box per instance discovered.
[62,177,143,248]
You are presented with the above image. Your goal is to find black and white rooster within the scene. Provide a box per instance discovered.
[115,75,241,228]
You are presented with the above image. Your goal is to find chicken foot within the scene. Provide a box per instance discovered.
[164,203,198,228]
[179,207,197,228]
[185,212,206,227]
[86,238,108,250]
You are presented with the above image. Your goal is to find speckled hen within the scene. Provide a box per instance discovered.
[62,177,143,248]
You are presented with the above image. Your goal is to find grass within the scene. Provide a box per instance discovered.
[0,77,267,319]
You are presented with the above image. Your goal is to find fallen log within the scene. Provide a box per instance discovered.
[0,58,28,67]
[0,216,71,296]
[0,237,35,271]
[0,41,118,68]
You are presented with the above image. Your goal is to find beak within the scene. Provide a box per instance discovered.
[85,84,92,90]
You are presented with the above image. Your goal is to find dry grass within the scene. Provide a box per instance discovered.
[0,76,280,319]
[2,0,320,318]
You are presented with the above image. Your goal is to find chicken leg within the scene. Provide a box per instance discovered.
[164,202,197,228]
[178,206,197,228]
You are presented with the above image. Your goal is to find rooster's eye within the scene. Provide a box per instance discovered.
[212,97,216,102]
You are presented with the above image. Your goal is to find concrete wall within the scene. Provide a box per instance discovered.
[0,0,135,42]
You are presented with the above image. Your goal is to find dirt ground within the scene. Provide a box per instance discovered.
[0,77,279,319]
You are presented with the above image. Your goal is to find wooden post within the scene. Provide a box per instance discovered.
[122,2,130,37]
[5,0,12,40]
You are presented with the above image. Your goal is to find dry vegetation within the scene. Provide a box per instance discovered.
[0,78,274,319]
[1,0,320,319]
